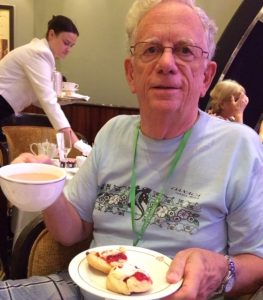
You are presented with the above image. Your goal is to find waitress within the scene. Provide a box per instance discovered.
[0,15,90,154]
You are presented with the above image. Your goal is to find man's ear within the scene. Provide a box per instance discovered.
[200,61,217,97]
[124,58,136,93]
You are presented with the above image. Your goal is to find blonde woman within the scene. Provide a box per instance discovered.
[208,79,249,123]
[255,112,263,142]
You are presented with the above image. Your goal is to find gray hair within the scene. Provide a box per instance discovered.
[125,0,217,59]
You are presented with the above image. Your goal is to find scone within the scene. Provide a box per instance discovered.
[106,263,153,295]
[86,247,127,274]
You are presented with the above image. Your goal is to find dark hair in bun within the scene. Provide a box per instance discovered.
[46,15,79,38]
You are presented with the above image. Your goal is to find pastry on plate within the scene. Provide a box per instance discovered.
[86,247,127,274]
[106,262,153,295]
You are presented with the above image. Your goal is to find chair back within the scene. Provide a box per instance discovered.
[2,125,57,163]
[0,113,52,127]
[1,125,82,165]
[28,228,90,277]
[11,215,92,279]
[0,113,52,166]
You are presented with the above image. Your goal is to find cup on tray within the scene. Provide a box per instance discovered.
[62,82,79,96]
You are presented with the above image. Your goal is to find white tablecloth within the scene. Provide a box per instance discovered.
[11,208,40,244]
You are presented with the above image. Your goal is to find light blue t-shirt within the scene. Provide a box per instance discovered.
[65,110,263,259]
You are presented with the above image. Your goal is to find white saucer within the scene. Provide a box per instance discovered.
[62,88,79,92]
[61,89,79,97]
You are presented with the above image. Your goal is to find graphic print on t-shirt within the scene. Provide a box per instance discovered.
[96,183,201,235]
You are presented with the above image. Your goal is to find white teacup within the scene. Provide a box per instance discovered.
[62,82,79,91]
[0,163,66,211]
[30,141,58,158]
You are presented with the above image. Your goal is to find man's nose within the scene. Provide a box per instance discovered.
[156,47,179,73]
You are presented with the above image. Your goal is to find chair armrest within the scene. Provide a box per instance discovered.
[10,215,45,279]
[10,214,93,279]
[27,229,92,277]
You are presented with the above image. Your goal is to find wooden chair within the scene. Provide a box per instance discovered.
[2,125,57,164]
[11,215,92,279]
[0,113,84,281]
[0,113,53,166]
[1,125,82,165]
[0,114,54,277]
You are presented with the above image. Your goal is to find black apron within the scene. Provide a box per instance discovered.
[0,95,14,120]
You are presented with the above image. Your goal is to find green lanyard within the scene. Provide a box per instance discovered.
[129,125,193,246]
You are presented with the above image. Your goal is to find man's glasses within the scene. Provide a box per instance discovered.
[130,42,209,63]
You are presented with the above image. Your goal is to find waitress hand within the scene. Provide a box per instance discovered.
[74,140,92,156]
[58,127,79,145]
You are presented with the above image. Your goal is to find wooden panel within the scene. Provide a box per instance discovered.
[24,103,139,145]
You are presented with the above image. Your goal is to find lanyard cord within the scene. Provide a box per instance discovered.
[130,125,193,246]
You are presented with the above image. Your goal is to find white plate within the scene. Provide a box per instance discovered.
[68,245,183,300]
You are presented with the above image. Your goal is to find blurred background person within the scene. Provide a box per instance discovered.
[254,112,263,142]
[207,79,249,123]
[0,15,89,153]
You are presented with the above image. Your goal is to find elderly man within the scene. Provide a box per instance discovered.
[1,1,262,300]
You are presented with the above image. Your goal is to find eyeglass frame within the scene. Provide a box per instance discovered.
[130,41,209,63]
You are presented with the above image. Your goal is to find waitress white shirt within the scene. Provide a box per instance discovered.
[0,38,70,130]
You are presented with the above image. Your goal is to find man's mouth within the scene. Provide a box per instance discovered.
[153,85,180,90]
[156,86,175,89]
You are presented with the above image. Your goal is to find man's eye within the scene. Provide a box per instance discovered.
[179,46,193,55]
[144,46,159,55]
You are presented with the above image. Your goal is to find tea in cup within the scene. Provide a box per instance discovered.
[30,140,58,158]
[0,163,66,211]
[62,82,79,91]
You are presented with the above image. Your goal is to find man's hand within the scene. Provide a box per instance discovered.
[164,248,228,300]
[12,152,52,164]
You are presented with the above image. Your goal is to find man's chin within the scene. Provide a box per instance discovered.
[150,99,181,112]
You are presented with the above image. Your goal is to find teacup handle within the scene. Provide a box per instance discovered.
[74,83,79,89]
[30,143,38,155]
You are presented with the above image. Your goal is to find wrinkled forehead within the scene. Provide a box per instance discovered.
[135,2,207,47]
